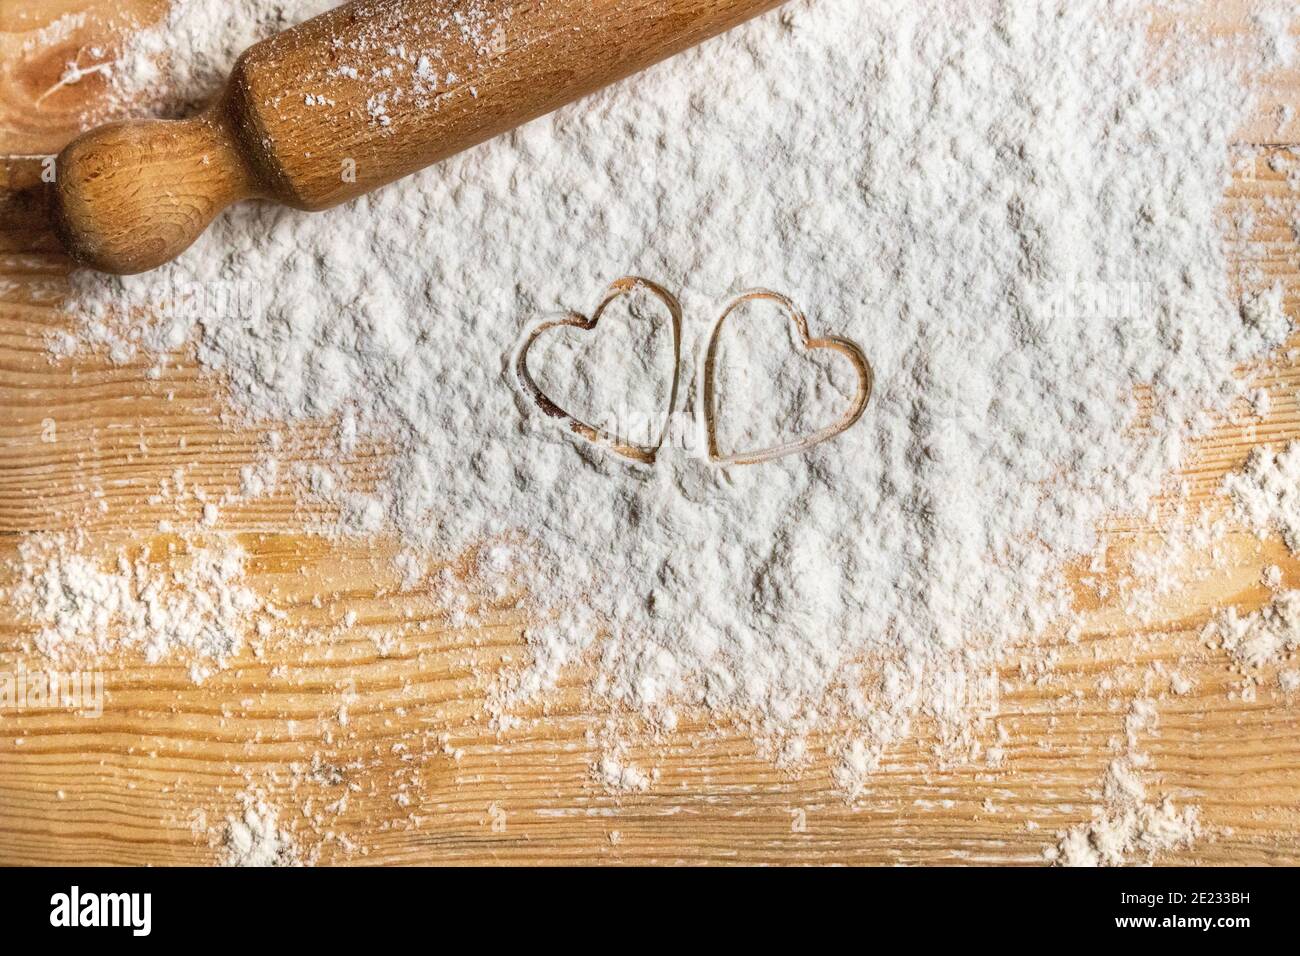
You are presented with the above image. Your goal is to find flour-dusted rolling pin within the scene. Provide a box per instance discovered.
[50,0,786,274]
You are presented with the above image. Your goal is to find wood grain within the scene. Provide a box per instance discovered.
[2,1,1300,866]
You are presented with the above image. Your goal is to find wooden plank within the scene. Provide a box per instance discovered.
[2,0,1300,866]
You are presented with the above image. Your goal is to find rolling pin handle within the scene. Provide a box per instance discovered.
[50,101,259,276]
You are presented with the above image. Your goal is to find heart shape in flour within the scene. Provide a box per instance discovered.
[701,290,872,466]
[513,277,683,465]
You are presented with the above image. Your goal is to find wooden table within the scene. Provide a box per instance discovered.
[2,0,1299,866]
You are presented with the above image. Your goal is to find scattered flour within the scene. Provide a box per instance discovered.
[1048,701,1201,866]
[89,1,338,122]
[1224,440,1300,552]
[216,796,302,866]
[1239,282,1292,346]
[1280,668,1300,694]
[23,0,1300,797]
[1050,757,1202,866]
[594,752,654,794]
[1205,588,1300,669]
[3,532,272,674]
[1216,440,1300,673]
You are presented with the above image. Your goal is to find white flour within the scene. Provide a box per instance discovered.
[35,0,1300,787]
[84,0,335,122]
[1216,441,1300,674]
[1051,758,1202,866]
[4,532,272,677]
[1206,587,1300,669]
[1049,701,1201,866]
[1225,438,1300,552]
[216,796,302,866]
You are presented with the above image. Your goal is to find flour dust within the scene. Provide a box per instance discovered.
[22,0,1300,793]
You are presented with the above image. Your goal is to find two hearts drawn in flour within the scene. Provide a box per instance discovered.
[513,277,873,466]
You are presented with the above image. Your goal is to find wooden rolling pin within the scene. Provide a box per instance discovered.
[51,0,786,275]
